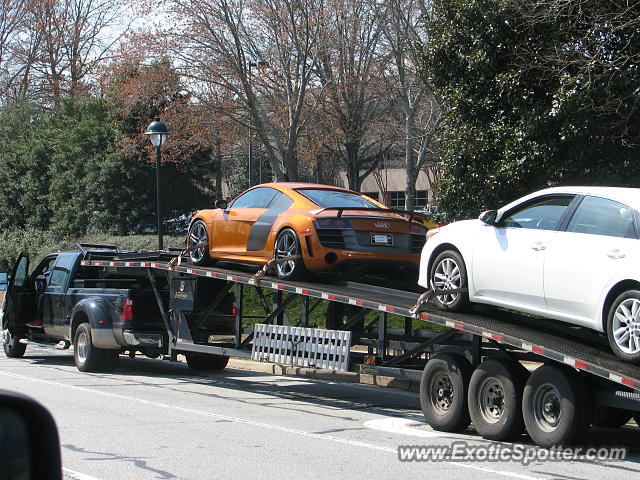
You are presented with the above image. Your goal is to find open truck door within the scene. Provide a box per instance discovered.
[2,254,31,358]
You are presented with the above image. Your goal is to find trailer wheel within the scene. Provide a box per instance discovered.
[2,329,26,358]
[186,354,229,371]
[592,406,633,428]
[73,323,119,372]
[522,366,591,447]
[420,354,472,432]
[188,220,214,266]
[468,360,527,441]
[274,228,309,281]
[430,250,470,312]
[606,290,640,364]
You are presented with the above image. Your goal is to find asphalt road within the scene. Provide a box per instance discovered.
[2,346,640,480]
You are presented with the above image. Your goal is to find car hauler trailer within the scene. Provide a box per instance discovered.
[5,245,640,449]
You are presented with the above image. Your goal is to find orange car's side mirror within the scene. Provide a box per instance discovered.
[215,199,228,210]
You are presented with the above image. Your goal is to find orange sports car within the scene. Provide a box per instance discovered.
[186,183,428,280]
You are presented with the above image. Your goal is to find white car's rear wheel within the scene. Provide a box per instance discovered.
[606,290,640,364]
[430,250,470,312]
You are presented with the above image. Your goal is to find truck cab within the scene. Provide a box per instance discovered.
[3,250,169,370]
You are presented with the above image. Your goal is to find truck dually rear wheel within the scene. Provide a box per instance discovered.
[73,323,119,372]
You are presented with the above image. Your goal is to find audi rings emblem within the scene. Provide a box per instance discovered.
[374,222,391,228]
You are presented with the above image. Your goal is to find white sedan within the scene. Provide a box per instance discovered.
[419,186,640,364]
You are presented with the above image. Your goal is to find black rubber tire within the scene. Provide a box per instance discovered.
[522,366,591,447]
[186,354,229,371]
[274,228,309,281]
[3,330,26,358]
[430,250,470,312]
[73,323,119,372]
[188,220,214,266]
[592,406,633,428]
[325,302,364,342]
[468,360,527,441]
[420,353,473,432]
[606,290,640,364]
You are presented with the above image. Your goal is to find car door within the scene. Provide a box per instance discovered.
[472,195,575,309]
[2,254,33,328]
[544,195,638,325]
[213,187,279,255]
[41,253,77,338]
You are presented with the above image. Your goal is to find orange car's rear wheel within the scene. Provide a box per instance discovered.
[274,228,309,281]
[188,220,214,266]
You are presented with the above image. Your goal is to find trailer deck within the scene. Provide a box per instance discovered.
[80,256,640,393]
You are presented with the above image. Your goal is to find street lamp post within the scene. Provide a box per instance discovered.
[145,117,171,250]
[248,60,269,187]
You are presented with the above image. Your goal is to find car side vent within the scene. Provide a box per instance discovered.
[317,229,346,249]
[410,233,426,254]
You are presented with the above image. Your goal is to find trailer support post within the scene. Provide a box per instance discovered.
[235,284,244,348]
[377,311,388,361]
[301,296,309,328]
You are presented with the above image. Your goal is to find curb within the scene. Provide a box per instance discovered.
[227,358,420,393]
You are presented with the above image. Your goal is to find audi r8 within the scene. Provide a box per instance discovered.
[187,183,428,280]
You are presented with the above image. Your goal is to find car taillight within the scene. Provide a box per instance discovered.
[122,298,134,321]
[313,219,353,229]
[410,224,427,235]
[232,305,237,316]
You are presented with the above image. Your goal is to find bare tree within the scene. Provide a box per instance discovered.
[5,0,128,105]
[316,0,391,191]
[379,0,442,210]
[156,0,327,181]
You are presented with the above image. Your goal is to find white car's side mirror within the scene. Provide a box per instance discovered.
[479,210,498,225]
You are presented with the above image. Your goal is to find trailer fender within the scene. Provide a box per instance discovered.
[69,298,120,349]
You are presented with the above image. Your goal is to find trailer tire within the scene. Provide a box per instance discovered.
[468,360,527,441]
[430,250,470,312]
[3,329,26,358]
[522,366,591,447]
[592,406,633,428]
[186,354,229,371]
[420,354,472,432]
[73,323,119,372]
[606,290,640,364]
[188,220,214,266]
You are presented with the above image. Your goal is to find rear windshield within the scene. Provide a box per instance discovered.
[297,189,380,209]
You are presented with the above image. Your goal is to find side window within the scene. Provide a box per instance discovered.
[46,268,67,292]
[231,187,279,209]
[566,196,636,239]
[13,256,29,288]
[501,196,574,231]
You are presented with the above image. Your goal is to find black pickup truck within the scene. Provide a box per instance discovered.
[2,247,233,372]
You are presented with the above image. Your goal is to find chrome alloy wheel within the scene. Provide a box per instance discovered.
[432,257,461,306]
[188,222,208,263]
[76,330,89,364]
[612,298,640,355]
[478,377,505,424]
[2,329,11,346]
[430,371,454,414]
[532,383,562,433]
[275,230,298,277]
